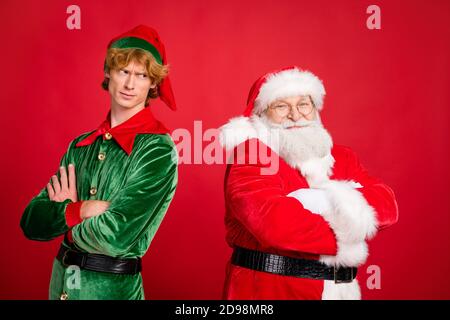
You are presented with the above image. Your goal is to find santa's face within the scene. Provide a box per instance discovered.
[258,95,332,168]
[105,60,156,111]
[265,95,317,127]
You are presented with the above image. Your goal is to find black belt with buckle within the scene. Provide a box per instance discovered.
[56,245,142,275]
[231,246,357,283]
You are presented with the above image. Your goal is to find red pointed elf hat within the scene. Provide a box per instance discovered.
[107,25,176,111]
[243,66,325,117]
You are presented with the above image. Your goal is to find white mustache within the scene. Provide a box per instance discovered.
[280,119,317,129]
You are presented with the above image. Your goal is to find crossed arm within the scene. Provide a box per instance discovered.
[21,137,178,257]
[20,163,110,241]
[47,164,108,220]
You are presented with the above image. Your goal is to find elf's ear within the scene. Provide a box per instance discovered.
[149,83,157,89]
[104,72,110,79]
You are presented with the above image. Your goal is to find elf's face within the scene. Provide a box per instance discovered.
[106,60,156,110]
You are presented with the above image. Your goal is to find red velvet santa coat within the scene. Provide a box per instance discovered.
[220,116,398,300]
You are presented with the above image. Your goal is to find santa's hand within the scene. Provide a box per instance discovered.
[287,188,332,215]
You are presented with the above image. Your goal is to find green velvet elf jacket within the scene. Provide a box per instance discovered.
[20,107,178,300]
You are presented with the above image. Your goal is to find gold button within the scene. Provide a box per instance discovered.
[60,292,68,300]
[98,152,106,161]
[104,132,112,140]
[89,187,97,195]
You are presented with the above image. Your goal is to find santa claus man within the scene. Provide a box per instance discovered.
[219,66,398,300]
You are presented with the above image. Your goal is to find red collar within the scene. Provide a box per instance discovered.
[75,107,170,155]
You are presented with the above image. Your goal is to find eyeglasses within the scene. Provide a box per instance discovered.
[268,101,315,118]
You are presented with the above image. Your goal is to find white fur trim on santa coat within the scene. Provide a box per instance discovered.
[322,279,361,300]
[254,68,326,114]
[320,241,369,267]
[287,186,370,300]
[287,184,376,267]
[297,155,335,188]
[219,115,280,153]
[321,180,378,245]
[219,116,257,151]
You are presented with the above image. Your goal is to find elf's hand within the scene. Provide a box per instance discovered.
[47,164,78,203]
[80,200,110,219]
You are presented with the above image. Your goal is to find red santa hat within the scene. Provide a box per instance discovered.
[107,25,176,111]
[243,66,325,117]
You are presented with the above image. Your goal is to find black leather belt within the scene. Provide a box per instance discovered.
[231,246,357,283]
[56,245,142,275]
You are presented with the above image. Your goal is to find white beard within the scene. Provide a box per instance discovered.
[259,115,334,179]
[220,113,336,187]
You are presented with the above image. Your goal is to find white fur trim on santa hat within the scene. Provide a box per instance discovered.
[254,68,326,115]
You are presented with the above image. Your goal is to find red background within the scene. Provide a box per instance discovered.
[0,0,449,299]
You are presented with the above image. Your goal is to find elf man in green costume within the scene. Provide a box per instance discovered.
[21,25,178,300]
